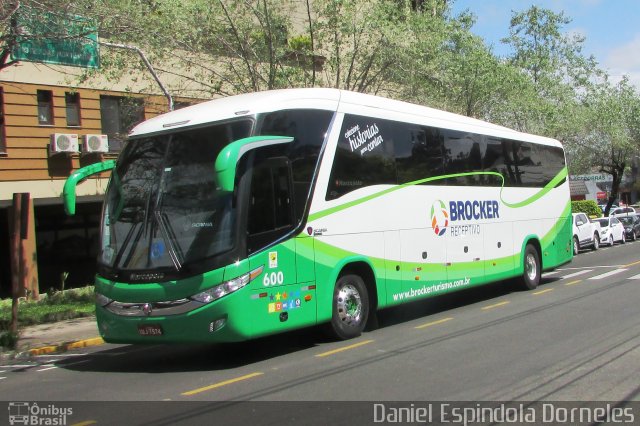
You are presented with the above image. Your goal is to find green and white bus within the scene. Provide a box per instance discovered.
[64,88,572,342]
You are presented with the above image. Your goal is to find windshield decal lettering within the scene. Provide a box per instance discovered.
[345,122,383,156]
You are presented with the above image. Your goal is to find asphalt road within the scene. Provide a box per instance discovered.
[2,240,639,424]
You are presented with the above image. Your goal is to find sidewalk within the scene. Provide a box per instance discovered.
[12,316,104,358]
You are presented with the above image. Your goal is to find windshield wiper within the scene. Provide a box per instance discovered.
[114,221,143,269]
[155,210,184,271]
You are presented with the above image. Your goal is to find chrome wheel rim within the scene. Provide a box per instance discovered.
[336,284,362,326]
[525,252,537,282]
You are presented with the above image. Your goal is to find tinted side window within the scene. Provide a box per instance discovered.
[247,157,295,253]
[327,114,396,200]
[483,137,509,186]
[395,126,445,185]
[443,130,484,185]
[536,144,566,186]
[512,141,544,187]
[258,109,334,221]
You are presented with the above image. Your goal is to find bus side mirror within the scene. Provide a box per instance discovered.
[215,136,294,192]
[63,160,116,216]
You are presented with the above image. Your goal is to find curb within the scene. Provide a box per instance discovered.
[25,336,105,357]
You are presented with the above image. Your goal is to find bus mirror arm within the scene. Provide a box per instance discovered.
[215,136,294,192]
[63,160,116,216]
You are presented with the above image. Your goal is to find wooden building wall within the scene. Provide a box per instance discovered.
[0,81,171,183]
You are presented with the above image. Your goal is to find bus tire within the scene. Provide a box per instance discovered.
[329,274,369,340]
[522,244,540,290]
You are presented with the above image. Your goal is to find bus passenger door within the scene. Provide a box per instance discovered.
[246,157,316,337]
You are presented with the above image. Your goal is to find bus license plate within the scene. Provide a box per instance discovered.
[138,324,163,336]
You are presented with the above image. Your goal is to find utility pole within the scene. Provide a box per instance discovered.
[99,41,174,112]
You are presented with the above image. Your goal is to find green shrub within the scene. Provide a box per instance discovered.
[571,200,602,218]
[0,330,19,350]
[0,286,95,330]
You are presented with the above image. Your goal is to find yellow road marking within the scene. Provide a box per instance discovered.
[481,301,510,311]
[181,372,263,396]
[415,317,453,329]
[533,288,553,295]
[71,421,97,426]
[623,259,640,268]
[315,339,374,358]
[565,279,583,286]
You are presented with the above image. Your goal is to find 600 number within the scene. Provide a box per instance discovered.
[263,271,284,286]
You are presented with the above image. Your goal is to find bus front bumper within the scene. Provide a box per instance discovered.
[95,291,251,344]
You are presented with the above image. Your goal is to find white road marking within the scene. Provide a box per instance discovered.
[588,269,628,280]
[627,274,640,280]
[36,364,58,372]
[561,270,593,279]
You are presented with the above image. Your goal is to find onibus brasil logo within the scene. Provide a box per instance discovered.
[430,199,501,237]
[8,402,73,425]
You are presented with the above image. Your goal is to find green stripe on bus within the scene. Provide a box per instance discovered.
[308,167,568,222]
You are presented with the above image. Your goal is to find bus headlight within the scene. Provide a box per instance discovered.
[96,293,113,307]
[190,265,264,304]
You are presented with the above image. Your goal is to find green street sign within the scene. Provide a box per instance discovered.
[11,9,99,69]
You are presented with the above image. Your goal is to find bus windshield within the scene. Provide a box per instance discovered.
[100,119,252,273]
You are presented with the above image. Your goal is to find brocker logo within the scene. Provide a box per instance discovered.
[430,200,449,236]
[430,199,501,237]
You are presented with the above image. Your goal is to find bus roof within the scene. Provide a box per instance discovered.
[129,88,562,148]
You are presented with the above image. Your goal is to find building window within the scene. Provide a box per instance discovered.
[0,87,6,154]
[100,95,144,151]
[65,92,81,126]
[37,90,54,125]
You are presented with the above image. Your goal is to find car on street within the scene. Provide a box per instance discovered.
[617,214,640,241]
[610,207,636,216]
[572,212,601,254]
[593,216,626,246]
[598,203,618,213]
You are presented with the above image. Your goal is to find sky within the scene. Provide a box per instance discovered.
[450,0,640,86]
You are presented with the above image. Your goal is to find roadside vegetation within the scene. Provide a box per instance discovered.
[571,200,603,218]
[0,287,95,350]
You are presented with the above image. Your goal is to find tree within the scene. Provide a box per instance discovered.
[569,78,640,215]
[312,0,421,93]
[500,6,599,137]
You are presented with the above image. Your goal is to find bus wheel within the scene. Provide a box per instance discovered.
[522,244,540,290]
[329,274,369,340]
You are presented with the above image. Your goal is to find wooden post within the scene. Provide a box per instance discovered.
[10,193,23,333]
[22,194,39,300]
[9,193,39,333]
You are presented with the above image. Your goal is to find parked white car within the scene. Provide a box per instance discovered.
[572,212,602,254]
[593,216,626,246]
[610,207,636,216]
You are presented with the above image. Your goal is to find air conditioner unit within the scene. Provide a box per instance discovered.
[83,134,109,153]
[50,133,79,154]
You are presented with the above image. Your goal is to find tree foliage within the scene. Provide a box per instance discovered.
[4,0,640,200]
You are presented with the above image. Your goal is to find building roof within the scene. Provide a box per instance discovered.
[569,179,589,196]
